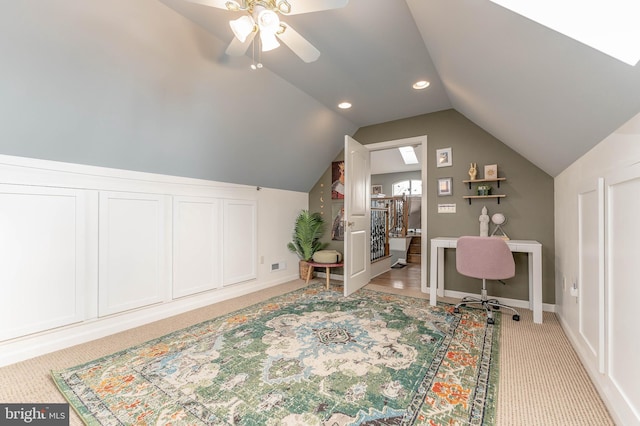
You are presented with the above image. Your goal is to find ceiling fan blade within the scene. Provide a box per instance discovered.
[276,23,320,63]
[182,0,232,10]
[225,31,256,56]
[285,0,348,15]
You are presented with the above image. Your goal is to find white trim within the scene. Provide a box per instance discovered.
[558,314,629,426]
[365,136,428,295]
[0,275,296,368]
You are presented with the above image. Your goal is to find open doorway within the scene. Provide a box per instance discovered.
[364,136,427,293]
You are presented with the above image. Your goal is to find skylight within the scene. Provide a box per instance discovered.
[490,0,640,66]
[398,146,419,165]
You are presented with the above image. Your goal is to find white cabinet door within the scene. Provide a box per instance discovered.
[98,192,169,316]
[0,185,87,341]
[222,199,257,286]
[173,196,221,298]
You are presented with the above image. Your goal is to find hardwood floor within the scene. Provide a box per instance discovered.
[369,262,421,290]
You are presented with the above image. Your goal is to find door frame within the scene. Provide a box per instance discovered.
[365,135,428,293]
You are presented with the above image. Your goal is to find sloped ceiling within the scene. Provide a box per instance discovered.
[162,0,640,180]
[2,0,639,192]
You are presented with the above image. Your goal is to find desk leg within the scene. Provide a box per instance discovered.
[531,246,543,324]
[325,266,330,290]
[437,247,445,298]
[429,242,438,306]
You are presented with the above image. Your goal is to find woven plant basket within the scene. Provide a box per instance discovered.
[299,260,312,280]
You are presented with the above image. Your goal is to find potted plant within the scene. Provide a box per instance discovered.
[477,185,492,196]
[287,210,328,279]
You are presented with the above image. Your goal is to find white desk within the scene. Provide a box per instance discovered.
[429,237,543,324]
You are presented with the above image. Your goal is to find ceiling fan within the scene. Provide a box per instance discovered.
[185,0,348,63]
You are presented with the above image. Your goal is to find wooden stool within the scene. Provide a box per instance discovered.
[305,261,344,289]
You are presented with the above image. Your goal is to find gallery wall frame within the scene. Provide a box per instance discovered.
[436,147,452,167]
[438,177,453,196]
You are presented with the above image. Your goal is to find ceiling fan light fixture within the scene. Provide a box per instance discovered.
[225,0,243,12]
[276,0,291,14]
[260,31,280,51]
[229,15,256,43]
[413,80,430,90]
[257,9,280,33]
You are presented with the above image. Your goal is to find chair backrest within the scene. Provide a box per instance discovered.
[456,236,515,280]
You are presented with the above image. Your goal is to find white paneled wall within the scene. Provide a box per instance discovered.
[222,199,257,286]
[555,113,640,425]
[606,165,640,420]
[98,192,170,316]
[0,155,306,367]
[173,197,221,298]
[0,185,87,341]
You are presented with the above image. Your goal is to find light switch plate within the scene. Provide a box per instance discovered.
[438,203,456,213]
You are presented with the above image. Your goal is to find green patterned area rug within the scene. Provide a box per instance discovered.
[52,284,500,425]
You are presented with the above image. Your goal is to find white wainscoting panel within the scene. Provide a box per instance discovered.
[0,185,86,341]
[577,185,601,366]
[99,192,169,316]
[222,199,257,286]
[606,168,640,419]
[173,197,221,298]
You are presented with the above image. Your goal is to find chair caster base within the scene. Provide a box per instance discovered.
[453,307,460,314]
[512,314,520,321]
[487,317,495,325]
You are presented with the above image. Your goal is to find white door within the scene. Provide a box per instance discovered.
[343,135,371,296]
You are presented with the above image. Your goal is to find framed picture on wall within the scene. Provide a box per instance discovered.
[331,161,345,199]
[438,177,453,196]
[436,147,452,167]
[331,203,344,241]
[371,184,383,195]
[484,164,498,179]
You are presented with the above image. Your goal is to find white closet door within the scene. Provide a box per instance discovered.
[222,199,257,286]
[173,197,221,298]
[0,185,86,341]
[98,192,169,316]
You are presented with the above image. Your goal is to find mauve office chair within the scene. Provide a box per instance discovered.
[453,236,520,324]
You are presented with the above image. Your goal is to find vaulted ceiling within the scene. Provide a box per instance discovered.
[160,0,640,181]
[2,1,639,192]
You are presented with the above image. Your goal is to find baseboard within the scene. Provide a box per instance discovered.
[442,289,556,313]
[0,274,298,368]
[557,313,637,425]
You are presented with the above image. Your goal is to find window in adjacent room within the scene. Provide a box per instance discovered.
[392,179,422,196]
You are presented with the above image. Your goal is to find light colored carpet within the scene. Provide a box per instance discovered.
[0,280,614,425]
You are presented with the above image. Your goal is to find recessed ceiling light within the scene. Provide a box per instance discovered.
[338,102,352,109]
[413,80,430,90]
